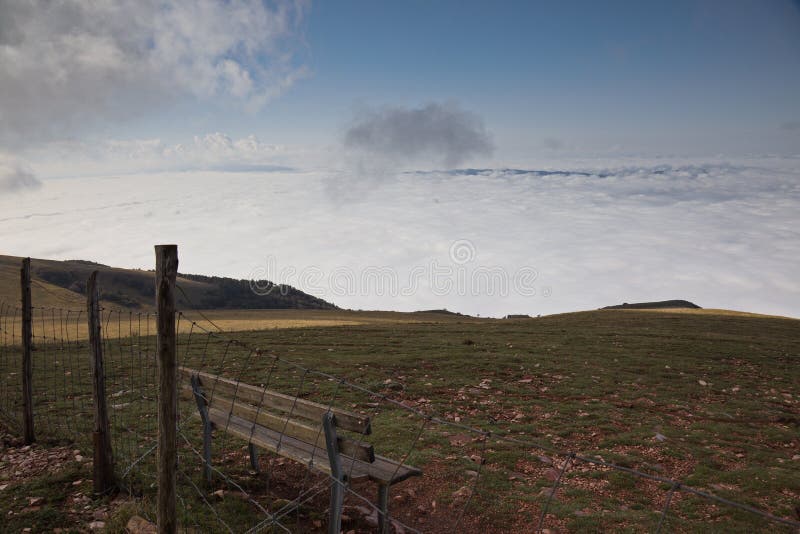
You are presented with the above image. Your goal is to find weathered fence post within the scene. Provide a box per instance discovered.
[87,271,114,495]
[156,245,178,534]
[20,257,34,444]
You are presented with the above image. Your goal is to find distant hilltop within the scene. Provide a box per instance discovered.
[602,300,701,310]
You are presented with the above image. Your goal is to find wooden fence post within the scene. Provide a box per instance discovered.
[156,245,178,534]
[20,257,34,444]
[87,271,114,495]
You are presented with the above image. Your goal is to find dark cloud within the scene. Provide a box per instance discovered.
[0,157,41,192]
[780,121,800,131]
[542,137,565,150]
[344,102,493,167]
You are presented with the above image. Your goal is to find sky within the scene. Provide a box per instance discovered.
[1,0,799,318]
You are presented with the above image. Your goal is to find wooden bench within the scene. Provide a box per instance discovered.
[179,367,422,534]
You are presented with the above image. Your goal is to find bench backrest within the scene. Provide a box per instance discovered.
[179,367,375,462]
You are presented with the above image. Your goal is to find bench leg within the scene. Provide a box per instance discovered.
[328,478,344,534]
[202,419,212,483]
[377,483,390,534]
[248,443,259,473]
[323,412,345,534]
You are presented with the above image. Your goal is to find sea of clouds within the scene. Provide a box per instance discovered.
[1,156,798,318]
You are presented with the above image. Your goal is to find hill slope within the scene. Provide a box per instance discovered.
[602,299,701,310]
[0,254,336,311]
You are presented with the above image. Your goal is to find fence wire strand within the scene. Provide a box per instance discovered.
[0,288,798,533]
[168,301,800,533]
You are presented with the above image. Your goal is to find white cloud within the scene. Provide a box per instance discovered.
[0,156,798,319]
[25,133,310,178]
[0,0,309,146]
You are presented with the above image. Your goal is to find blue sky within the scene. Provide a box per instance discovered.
[155,0,800,156]
[68,0,800,159]
[1,1,799,317]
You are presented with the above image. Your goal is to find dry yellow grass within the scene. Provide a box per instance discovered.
[616,307,798,320]
[0,308,474,344]
[0,263,87,310]
[4,303,794,345]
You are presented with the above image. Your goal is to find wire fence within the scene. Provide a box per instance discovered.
[1,278,799,532]
[0,300,22,432]
[159,309,800,534]
[0,301,92,442]
[0,299,160,488]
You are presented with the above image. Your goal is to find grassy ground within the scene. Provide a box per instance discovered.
[0,309,798,532]
[0,308,475,343]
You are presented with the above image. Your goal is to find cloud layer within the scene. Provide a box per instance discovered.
[26,133,306,178]
[0,0,308,145]
[344,102,493,167]
[1,156,798,318]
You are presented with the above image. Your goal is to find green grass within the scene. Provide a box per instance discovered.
[0,458,88,533]
[0,309,798,532]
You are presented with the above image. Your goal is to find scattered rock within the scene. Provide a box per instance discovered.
[539,487,557,500]
[698,380,708,387]
[544,468,560,482]
[452,486,471,500]
[654,433,667,442]
[126,515,157,534]
[351,505,378,527]
[508,471,527,481]
[448,434,471,447]
[89,521,105,530]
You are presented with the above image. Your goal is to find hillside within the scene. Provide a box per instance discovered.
[0,254,336,311]
[602,299,701,310]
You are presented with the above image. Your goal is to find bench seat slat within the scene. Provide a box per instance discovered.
[204,408,421,485]
[179,367,371,434]
[182,385,375,463]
